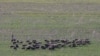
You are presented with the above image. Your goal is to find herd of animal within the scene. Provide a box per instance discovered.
[10,34,91,51]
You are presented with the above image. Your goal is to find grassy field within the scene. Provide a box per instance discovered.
[0,13,100,40]
[0,0,100,3]
[0,41,100,56]
[0,13,100,56]
[0,1,100,56]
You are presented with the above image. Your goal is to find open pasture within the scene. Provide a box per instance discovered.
[0,13,100,56]
[0,0,100,3]
[0,2,100,56]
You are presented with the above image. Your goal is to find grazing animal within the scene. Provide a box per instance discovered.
[10,37,91,51]
[85,39,91,44]
[48,46,55,50]
[41,46,47,49]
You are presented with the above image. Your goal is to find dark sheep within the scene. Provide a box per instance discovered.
[44,40,50,43]
[15,44,19,48]
[10,38,91,51]
[13,47,17,50]
[41,46,47,49]
[10,45,14,48]
[12,42,17,44]
[85,39,91,44]
[26,46,32,50]
[48,45,55,50]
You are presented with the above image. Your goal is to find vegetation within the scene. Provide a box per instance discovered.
[0,13,100,56]
[0,0,100,56]
[0,0,100,3]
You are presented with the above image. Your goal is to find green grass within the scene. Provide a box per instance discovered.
[0,0,100,3]
[0,13,100,56]
[1,13,100,29]
[0,41,100,56]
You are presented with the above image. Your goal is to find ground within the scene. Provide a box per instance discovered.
[0,1,100,56]
[0,0,100,3]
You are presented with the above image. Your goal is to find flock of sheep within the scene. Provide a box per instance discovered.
[10,34,91,51]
